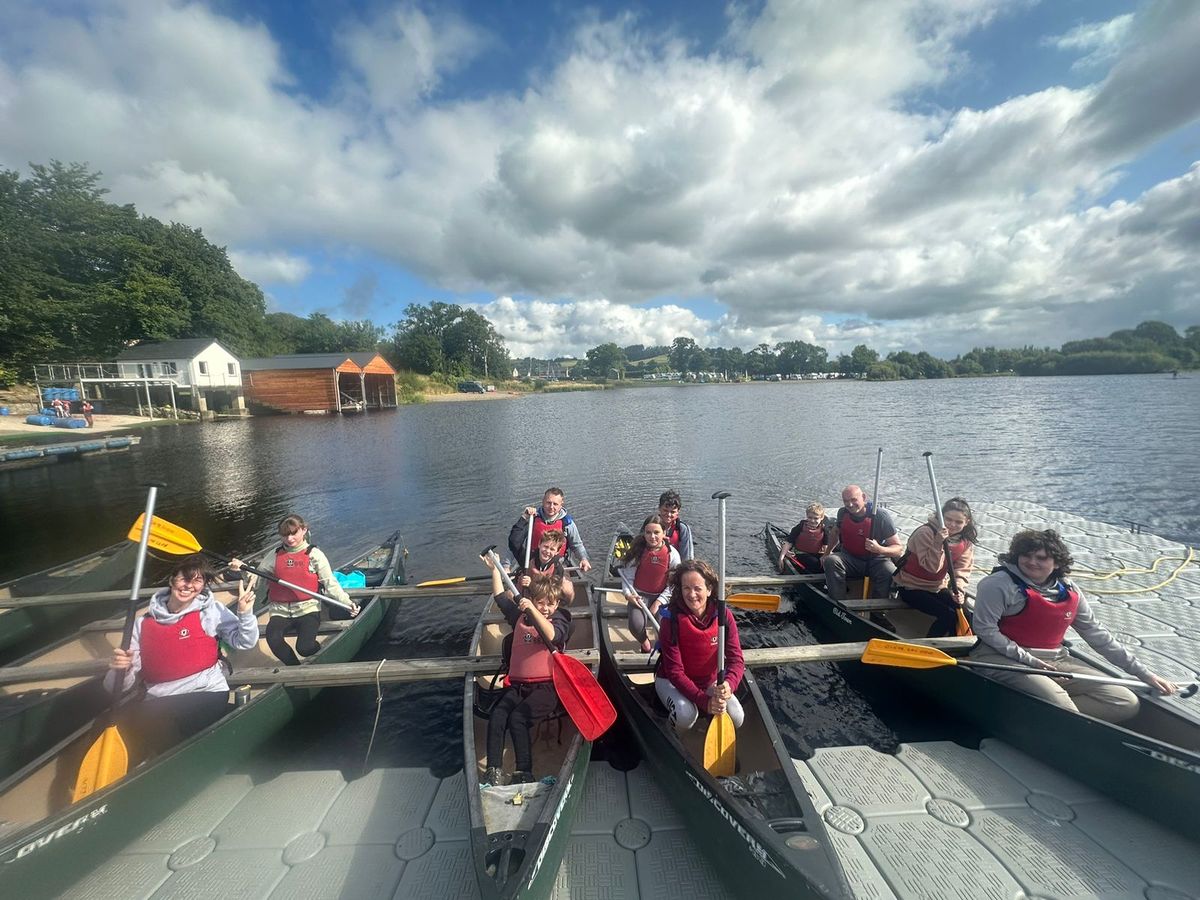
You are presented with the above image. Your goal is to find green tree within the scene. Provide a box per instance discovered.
[0,161,268,375]
[841,344,879,377]
[746,343,776,377]
[775,340,829,375]
[585,342,627,379]
[668,337,700,373]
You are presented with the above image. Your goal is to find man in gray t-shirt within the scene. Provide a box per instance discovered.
[822,484,903,600]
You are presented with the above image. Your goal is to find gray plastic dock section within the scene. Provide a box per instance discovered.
[886,500,1200,723]
[62,741,1200,899]
[59,762,726,900]
[796,738,1200,900]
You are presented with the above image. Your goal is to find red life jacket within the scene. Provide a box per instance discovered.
[508,617,554,683]
[139,609,219,684]
[791,524,826,556]
[268,545,321,605]
[531,516,568,558]
[837,509,874,558]
[675,609,723,684]
[633,545,672,594]
[997,571,1080,649]
[902,525,968,582]
[528,555,562,578]
[664,522,682,550]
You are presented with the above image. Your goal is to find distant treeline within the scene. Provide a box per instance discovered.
[553,323,1198,381]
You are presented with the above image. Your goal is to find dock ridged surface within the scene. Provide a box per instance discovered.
[52,503,1200,897]
[62,741,1199,899]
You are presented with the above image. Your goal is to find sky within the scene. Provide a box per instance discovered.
[2,0,1199,360]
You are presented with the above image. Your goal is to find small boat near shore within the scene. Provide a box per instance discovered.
[464,577,599,899]
[0,530,406,899]
[597,531,851,899]
[764,520,1200,842]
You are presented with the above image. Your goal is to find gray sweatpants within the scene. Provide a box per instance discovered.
[823,551,895,600]
[968,645,1141,723]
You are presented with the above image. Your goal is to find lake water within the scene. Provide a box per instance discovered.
[2,374,1197,771]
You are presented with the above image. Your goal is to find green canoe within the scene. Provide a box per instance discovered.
[464,577,598,900]
[0,530,406,899]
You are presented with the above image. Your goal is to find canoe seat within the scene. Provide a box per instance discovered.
[841,597,909,612]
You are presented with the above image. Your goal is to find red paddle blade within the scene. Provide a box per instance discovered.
[552,654,616,741]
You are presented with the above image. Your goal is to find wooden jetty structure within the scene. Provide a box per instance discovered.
[0,436,139,472]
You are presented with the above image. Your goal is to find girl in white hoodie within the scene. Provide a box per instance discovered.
[108,555,259,759]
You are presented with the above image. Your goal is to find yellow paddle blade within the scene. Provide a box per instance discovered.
[127,514,203,556]
[704,711,736,776]
[725,593,782,612]
[415,576,467,588]
[860,638,958,670]
[955,608,973,637]
[73,725,129,802]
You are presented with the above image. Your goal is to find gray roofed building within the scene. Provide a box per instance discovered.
[239,354,357,371]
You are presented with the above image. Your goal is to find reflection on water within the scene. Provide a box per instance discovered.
[1,374,1196,769]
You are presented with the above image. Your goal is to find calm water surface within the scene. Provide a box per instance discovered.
[1,375,1197,772]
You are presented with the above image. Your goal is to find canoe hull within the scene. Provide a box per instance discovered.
[0,542,142,663]
[0,532,406,898]
[464,581,599,900]
[596,535,849,900]
[601,660,840,899]
[764,523,1200,842]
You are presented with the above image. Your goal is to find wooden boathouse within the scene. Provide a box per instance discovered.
[240,353,398,414]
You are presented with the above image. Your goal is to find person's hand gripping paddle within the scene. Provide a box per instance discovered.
[923,451,972,637]
[74,484,162,801]
[483,546,616,741]
[703,490,736,777]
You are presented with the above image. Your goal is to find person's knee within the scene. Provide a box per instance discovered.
[672,701,699,734]
[726,695,745,728]
[265,631,288,653]
[1080,688,1140,723]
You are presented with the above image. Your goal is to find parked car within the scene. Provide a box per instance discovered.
[457,381,486,393]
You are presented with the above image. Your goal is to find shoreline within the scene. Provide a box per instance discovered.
[0,414,189,447]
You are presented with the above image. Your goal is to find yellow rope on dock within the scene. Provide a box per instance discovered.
[1073,551,1196,581]
[1084,546,1196,596]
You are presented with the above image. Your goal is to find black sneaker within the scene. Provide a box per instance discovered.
[482,767,505,786]
[511,770,534,784]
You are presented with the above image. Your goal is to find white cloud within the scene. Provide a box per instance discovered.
[0,0,1198,359]
[1044,13,1133,71]
[228,250,313,285]
[336,5,486,111]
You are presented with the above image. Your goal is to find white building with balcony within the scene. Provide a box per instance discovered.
[35,339,247,418]
[113,339,245,416]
